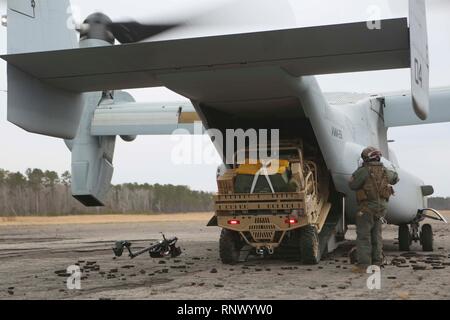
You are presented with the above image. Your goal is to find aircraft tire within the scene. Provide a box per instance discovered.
[219,229,242,264]
[398,224,411,251]
[420,224,434,252]
[299,225,320,265]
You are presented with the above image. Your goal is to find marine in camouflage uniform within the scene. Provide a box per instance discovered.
[349,147,399,268]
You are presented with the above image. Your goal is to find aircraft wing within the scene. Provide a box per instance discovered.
[2,18,410,93]
[383,87,450,127]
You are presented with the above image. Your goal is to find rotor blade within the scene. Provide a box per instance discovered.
[148,0,297,41]
[109,21,181,44]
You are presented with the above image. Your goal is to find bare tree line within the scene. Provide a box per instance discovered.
[0,169,213,216]
[428,197,450,211]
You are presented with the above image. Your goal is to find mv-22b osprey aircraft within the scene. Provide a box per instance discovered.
[2,0,449,264]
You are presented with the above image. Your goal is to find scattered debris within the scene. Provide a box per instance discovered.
[112,234,181,260]
[412,265,427,271]
[54,270,69,277]
[281,267,294,270]
[400,252,419,258]
[396,264,410,268]
[391,257,407,265]
[432,266,445,270]
[396,291,410,300]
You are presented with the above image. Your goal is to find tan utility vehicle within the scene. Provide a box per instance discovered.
[210,141,332,264]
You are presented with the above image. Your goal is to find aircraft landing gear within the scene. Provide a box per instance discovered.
[398,209,447,252]
[420,224,433,252]
[398,222,433,252]
[398,224,411,251]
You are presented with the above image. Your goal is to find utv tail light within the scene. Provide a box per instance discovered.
[228,219,240,225]
[285,218,298,225]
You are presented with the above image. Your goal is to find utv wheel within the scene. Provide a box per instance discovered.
[219,229,243,265]
[299,225,320,265]
[398,224,411,251]
[420,224,434,252]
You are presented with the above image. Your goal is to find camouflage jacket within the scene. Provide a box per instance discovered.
[349,162,399,217]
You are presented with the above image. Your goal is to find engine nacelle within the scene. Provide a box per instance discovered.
[120,135,137,142]
[65,91,135,207]
[386,168,426,225]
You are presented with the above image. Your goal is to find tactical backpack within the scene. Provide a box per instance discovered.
[356,164,394,204]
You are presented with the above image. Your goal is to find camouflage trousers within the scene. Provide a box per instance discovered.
[356,211,383,266]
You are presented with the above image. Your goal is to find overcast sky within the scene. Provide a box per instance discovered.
[0,0,449,195]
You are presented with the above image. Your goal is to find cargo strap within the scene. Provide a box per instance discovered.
[250,160,276,194]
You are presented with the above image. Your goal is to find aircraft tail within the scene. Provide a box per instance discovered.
[6,0,83,139]
[7,0,77,54]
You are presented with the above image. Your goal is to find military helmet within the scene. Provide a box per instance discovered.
[361,147,382,162]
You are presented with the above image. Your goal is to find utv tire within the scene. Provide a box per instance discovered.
[420,224,434,252]
[299,225,320,265]
[220,229,243,265]
[398,224,411,251]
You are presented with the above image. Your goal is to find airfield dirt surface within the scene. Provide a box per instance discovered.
[0,212,449,300]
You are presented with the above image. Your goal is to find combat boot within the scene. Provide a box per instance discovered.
[351,265,368,274]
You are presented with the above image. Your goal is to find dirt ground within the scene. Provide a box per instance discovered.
[0,212,449,300]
